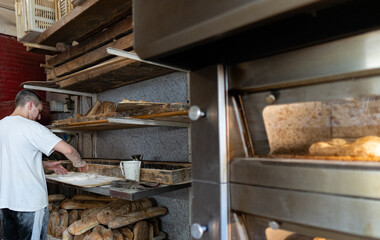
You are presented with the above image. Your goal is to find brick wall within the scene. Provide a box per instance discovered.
[0,34,49,124]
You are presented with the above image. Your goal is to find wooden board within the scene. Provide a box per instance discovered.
[116,101,188,112]
[46,172,123,187]
[47,16,133,67]
[47,34,134,80]
[53,57,174,93]
[21,81,60,88]
[34,0,132,47]
[60,161,192,185]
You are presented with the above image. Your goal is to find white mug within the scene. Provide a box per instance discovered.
[120,161,141,182]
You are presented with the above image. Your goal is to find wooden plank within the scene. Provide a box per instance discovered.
[82,162,191,185]
[134,111,189,119]
[47,34,134,80]
[47,16,133,67]
[35,0,132,47]
[45,173,123,187]
[54,58,174,93]
[21,81,60,88]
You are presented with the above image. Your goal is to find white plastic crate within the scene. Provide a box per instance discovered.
[15,0,55,42]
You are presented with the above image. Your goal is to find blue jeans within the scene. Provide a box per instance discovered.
[0,207,49,240]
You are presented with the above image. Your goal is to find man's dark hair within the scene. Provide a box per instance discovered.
[15,89,42,107]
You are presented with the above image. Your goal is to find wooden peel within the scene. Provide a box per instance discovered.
[67,119,108,126]
[132,110,188,119]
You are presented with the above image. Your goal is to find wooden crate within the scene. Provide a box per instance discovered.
[55,159,191,185]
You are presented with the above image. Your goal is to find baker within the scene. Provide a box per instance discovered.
[0,89,88,240]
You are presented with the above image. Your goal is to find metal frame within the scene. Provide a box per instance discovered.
[190,65,230,240]
[230,29,380,92]
[106,47,189,73]
[23,84,97,103]
[108,117,189,128]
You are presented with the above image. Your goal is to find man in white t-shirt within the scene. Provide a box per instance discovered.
[0,89,88,240]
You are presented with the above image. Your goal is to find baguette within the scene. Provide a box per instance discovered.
[48,203,54,213]
[108,207,167,229]
[49,194,66,202]
[62,229,74,240]
[67,216,99,235]
[55,226,66,238]
[50,211,60,237]
[133,221,149,240]
[71,195,116,202]
[148,218,160,237]
[84,225,103,240]
[149,223,154,240]
[119,227,133,240]
[69,210,79,225]
[61,200,107,210]
[59,209,69,227]
[97,198,152,225]
[112,230,124,240]
[73,230,91,240]
[100,226,113,240]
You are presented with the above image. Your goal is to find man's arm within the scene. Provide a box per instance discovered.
[53,140,88,172]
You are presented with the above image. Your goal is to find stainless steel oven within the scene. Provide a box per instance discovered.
[229,29,380,240]
[133,1,380,239]
[190,29,380,239]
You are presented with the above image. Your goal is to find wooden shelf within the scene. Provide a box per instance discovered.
[28,0,132,53]
[50,117,189,131]
[22,56,174,93]
[46,178,190,201]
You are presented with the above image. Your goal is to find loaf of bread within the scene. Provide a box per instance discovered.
[49,211,60,237]
[55,226,66,238]
[119,227,133,240]
[148,218,160,237]
[71,195,116,202]
[73,230,91,240]
[347,136,380,157]
[99,225,113,240]
[67,216,99,235]
[62,229,74,240]
[149,223,154,240]
[133,221,149,240]
[108,206,167,229]
[61,200,107,210]
[59,209,69,227]
[49,194,66,202]
[69,210,79,225]
[97,198,152,225]
[309,136,380,158]
[48,203,54,213]
[83,225,103,240]
[112,230,124,240]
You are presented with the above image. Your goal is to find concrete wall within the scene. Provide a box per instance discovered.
[96,72,191,239]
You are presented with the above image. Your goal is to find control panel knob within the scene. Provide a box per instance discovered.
[191,223,207,239]
[189,106,206,121]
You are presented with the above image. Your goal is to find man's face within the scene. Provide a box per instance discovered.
[29,101,43,121]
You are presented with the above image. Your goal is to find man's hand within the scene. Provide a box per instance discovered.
[75,160,88,173]
[43,161,68,175]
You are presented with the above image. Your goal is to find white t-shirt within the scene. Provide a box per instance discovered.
[0,115,62,211]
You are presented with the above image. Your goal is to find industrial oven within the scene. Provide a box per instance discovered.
[133,0,380,239]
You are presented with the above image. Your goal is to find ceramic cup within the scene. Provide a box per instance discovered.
[120,161,141,182]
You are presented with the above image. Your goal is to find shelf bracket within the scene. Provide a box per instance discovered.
[23,84,97,103]
[106,47,189,73]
